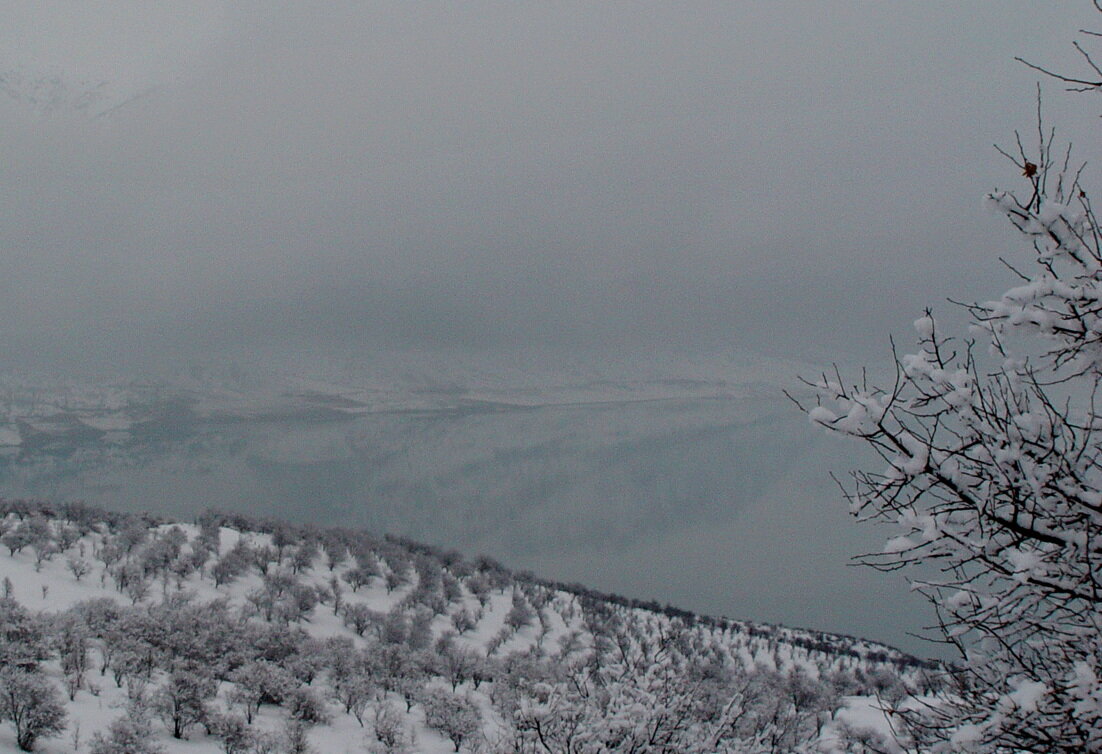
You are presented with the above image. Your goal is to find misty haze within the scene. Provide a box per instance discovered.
[2,3,1101,753]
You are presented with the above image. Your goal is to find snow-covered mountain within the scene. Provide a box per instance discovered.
[0,501,931,753]
[1,1,227,121]
[0,67,148,118]
[0,347,807,427]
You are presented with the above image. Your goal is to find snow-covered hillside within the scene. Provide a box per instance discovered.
[0,500,930,753]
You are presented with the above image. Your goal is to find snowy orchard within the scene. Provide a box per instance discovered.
[0,501,927,753]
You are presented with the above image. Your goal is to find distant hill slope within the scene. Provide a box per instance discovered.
[0,500,931,753]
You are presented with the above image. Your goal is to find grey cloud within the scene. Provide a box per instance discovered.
[0,2,1099,373]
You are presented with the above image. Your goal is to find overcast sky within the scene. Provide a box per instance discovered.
[2,2,1101,375]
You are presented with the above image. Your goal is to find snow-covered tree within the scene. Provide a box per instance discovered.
[368,700,410,754]
[54,614,90,700]
[88,708,165,754]
[211,540,251,588]
[0,667,67,752]
[286,686,330,726]
[341,602,383,637]
[2,517,48,556]
[206,712,252,754]
[281,719,315,754]
[344,558,377,592]
[66,556,91,582]
[796,18,1102,750]
[152,667,217,739]
[228,660,297,722]
[0,596,50,670]
[420,688,482,752]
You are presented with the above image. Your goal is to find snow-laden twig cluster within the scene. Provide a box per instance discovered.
[795,111,1102,752]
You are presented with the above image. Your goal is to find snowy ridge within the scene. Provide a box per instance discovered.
[0,352,807,470]
[0,347,808,427]
[0,500,931,753]
[0,67,153,119]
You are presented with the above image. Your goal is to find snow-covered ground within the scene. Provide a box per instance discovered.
[0,505,921,753]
